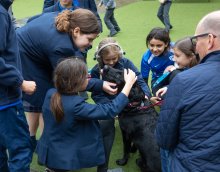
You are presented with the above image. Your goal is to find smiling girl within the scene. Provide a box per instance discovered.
[141,27,174,95]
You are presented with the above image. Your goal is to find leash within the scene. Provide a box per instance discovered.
[137,100,164,110]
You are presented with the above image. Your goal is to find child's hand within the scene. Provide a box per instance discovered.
[164,65,176,73]
[103,81,118,95]
[21,80,36,95]
[156,87,168,98]
[124,69,137,85]
[121,69,137,97]
[150,96,161,104]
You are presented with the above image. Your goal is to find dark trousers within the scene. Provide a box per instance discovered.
[0,103,32,172]
[97,119,115,172]
[104,8,120,34]
[157,2,172,31]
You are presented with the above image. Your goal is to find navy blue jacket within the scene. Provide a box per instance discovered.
[36,88,129,170]
[0,0,23,106]
[156,51,220,171]
[91,58,151,104]
[16,12,85,108]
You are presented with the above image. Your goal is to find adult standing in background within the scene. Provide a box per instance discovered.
[0,0,36,171]
[156,10,220,171]
[98,0,120,37]
[157,0,172,32]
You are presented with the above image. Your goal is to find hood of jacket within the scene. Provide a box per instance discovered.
[0,0,13,10]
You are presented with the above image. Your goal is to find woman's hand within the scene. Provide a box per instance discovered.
[103,81,118,95]
[21,80,36,95]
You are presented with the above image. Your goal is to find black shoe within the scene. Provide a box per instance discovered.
[115,27,121,32]
[170,25,173,30]
[116,156,128,166]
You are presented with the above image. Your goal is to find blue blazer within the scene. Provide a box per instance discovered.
[16,12,84,108]
[36,88,129,170]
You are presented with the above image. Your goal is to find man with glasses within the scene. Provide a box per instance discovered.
[155,10,220,171]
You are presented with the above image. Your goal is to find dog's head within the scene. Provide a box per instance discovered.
[102,65,145,104]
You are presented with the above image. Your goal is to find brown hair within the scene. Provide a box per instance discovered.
[96,38,122,68]
[174,37,199,68]
[55,9,100,35]
[50,58,87,122]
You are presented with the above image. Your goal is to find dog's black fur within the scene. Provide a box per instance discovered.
[102,65,161,172]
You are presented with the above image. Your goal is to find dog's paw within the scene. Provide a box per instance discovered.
[116,158,128,166]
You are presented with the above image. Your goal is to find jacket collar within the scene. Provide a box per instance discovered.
[200,50,220,64]
[0,0,13,10]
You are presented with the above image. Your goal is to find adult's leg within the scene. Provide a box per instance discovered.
[1,104,32,172]
[163,2,172,32]
[26,112,42,151]
[97,119,115,172]
[157,4,165,26]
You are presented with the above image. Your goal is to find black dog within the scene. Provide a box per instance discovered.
[102,65,161,172]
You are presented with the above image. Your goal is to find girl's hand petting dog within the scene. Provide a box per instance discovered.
[122,69,137,97]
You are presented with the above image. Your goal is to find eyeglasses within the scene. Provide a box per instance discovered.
[190,33,217,46]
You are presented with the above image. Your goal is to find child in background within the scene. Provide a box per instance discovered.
[36,58,137,172]
[141,27,174,95]
[91,38,152,172]
[154,37,199,172]
[98,0,120,37]
[155,37,199,99]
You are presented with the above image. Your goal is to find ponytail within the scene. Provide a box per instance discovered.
[50,92,64,122]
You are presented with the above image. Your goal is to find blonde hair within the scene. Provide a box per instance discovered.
[96,38,122,68]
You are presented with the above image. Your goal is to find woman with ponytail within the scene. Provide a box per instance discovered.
[16,9,114,153]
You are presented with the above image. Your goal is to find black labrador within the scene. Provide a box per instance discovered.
[102,65,161,172]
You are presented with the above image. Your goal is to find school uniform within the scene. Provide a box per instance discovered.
[141,49,174,94]
[16,12,81,112]
[0,0,32,171]
[36,88,129,170]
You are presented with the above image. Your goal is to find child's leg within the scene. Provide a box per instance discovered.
[97,119,115,172]
[104,9,117,36]
[109,9,120,32]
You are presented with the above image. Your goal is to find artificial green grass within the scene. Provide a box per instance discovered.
[12,0,220,171]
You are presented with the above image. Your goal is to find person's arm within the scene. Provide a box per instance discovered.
[0,15,23,87]
[90,66,112,103]
[75,69,137,120]
[155,76,183,149]
[141,51,151,85]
